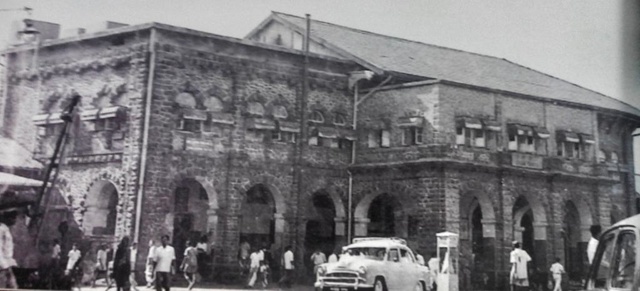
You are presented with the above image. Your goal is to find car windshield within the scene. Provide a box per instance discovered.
[342,247,387,261]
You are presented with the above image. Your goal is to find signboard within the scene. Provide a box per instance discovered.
[65,153,123,164]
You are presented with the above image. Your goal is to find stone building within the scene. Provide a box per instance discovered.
[2,12,639,289]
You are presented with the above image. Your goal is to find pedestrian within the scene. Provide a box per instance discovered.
[510,241,532,291]
[0,209,19,289]
[130,241,139,291]
[153,235,175,291]
[427,252,439,290]
[66,243,82,276]
[246,248,261,288]
[587,225,601,265]
[180,240,198,291]
[195,235,209,280]
[145,239,157,288]
[310,249,326,277]
[415,252,425,266]
[50,238,62,289]
[278,245,295,288]
[238,241,251,276]
[328,247,340,263]
[114,236,132,291]
[259,260,270,288]
[92,244,109,287]
[549,257,565,291]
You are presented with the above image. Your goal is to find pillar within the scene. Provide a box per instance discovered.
[354,217,370,237]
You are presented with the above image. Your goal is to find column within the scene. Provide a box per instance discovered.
[334,216,347,247]
[354,217,370,237]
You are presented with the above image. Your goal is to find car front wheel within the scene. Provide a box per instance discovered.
[374,278,387,291]
[415,282,425,291]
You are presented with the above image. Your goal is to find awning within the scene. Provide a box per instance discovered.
[276,120,301,133]
[580,134,595,144]
[246,118,276,130]
[311,127,338,138]
[32,113,64,125]
[558,131,580,143]
[181,108,207,121]
[80,108,100,121]
[210,112,235,125]
[510,124,533,136]
[483,120,502,131]
[397,116,424,128]
[338,128,357,141]
[0,136,43,170]
[460,118,482,129]
[80,106,126,121]
[534,127,550,139]
[0,172,44,187]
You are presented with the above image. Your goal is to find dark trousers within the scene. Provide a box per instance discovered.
[155,272,170,291]
[278,269,294,288]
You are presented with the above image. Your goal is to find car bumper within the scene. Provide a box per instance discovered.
[315,280,374,291]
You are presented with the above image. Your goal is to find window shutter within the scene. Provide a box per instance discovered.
[368,131,378,148]
[381,130,391,148]
[415,128,424,144]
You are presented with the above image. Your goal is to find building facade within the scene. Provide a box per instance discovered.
[2,13,639,289]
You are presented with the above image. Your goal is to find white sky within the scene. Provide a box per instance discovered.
[1,0,638,108]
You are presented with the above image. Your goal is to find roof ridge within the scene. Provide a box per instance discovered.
[271,11,507,63]
[500,58,640,111]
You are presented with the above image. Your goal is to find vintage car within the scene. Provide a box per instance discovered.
[314,237,431,291]
[583,214,639,290]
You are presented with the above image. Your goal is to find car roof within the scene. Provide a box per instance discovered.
[610,214,640,229]
[347,240,408,248]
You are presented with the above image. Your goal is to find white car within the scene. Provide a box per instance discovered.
[315,237,431,291]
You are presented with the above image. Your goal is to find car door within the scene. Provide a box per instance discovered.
[585,227,638,290]
[399,247,420,290]
[386,247,402,290]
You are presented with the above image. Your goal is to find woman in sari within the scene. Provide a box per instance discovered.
[113,236,132,291]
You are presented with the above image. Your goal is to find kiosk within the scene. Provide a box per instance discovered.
[436,231,459,291]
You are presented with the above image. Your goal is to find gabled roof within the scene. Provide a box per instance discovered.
[248,12,640,117]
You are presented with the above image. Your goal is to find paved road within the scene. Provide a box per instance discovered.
[80,283,315,291]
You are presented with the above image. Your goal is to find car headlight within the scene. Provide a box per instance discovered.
[317,265,327,276]
[358,266,367,276]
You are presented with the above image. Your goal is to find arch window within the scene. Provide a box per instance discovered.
[597,150,607,163]
[272,105,288,119]
[333,113,347,126]
[176,93,197,108]
[247,102,265,116]
[309,111,325,123]
[611,151,619,163]
[204,97,224,112]
[84,180,119,236]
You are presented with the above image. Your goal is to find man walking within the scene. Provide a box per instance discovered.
[549,257,566,291]
[145,240,157,288]
[92,244,109,287]
[279,246,295,288]
[310,249,326,278]
[130,241,139,291]
[153,235,175,291]
[246,248,262,288]
[510,241,532,291]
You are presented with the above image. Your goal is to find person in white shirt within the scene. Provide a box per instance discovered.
[415,252,425,266]
[427,252,439,290]
[279,246,295,288]
[247,248,262,288]
[510,241,532,290]
[66,243,82,275]
[130,241,139,291]
[92,244,109,287]
[145,240,157,288]
[0,209,18,289]
[153,235,175,291]
[310,249,326,277]
[549,257,565,291]
[327,248,340,263]
[587,225,602,265]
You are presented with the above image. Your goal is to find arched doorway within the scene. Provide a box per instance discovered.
[240,184,276,252]
[513,197,535,265]
[563,201,582,281]
[84,180,118,236]
[367,193,400,237]
[172,178,209,265]
[304,191,336,275]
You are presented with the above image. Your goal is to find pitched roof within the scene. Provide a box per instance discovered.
[0,136,42,170]
[260,12,640,117]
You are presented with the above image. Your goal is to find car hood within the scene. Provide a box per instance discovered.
[324,256,372,271]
